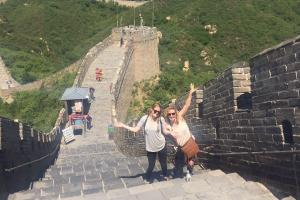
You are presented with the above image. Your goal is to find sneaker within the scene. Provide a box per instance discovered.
[143,177,153,184]
[144,179,151,184]
[163,176,169,181]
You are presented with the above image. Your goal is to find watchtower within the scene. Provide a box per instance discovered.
[112,26,160,81]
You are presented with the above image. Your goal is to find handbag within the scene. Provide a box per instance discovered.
[181,137,200,161]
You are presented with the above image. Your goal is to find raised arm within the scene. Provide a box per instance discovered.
[178,83,197,117]
[114,115,148,133]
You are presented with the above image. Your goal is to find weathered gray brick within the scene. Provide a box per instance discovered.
[265,127,281,135]
[82,181,103,194]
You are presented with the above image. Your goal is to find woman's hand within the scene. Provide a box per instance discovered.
[189,83,197,94]
[162,123,172,135]
[114,121,124,128]
[166,127,177,139]
[179,83,197,116]
[165,124,172,132]
[114,121,140,133]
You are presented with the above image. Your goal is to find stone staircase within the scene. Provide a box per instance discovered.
[10,166,294,200]
[9,143,151,199]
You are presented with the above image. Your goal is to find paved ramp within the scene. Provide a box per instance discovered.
[67,43,127,147]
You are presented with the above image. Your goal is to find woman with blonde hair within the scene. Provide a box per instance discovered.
[164,83,197,177]
[114,103,168,183]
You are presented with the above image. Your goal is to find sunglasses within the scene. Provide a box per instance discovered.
[168,112,176,116]
[153,109,161,114]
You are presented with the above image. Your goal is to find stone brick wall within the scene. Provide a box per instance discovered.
[111,26,160,121]
[112,44,135,122]
[0,109,66,198]
[114,120,147,157]
[111,26,162,155]
[180,36,300,190]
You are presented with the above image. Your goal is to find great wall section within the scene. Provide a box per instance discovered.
[0,57,19,90]
[0,25,299,200]
[103,0,147,8]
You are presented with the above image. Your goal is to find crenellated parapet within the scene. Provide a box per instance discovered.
[174,35,300,191]
[0,108,66,196]
[74,35,113,87]
[112,26,160,82]
[112,26,159,43]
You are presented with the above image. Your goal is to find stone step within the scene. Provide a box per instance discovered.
[62,169,288,200]
[11,169,291,200]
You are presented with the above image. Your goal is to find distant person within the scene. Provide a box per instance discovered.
[114,103,169,183]
[85,114,92,129]
[6,80,11,88]
[89,87,95,101]
[120,37,124,47]
[95,68,103,81]
[120,29,125,47]
[164,83,198,178]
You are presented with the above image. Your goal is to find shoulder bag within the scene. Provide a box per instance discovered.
[181,137,200,161]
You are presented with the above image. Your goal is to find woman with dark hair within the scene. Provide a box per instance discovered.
[114,103,168,182]
[164,84,197,177]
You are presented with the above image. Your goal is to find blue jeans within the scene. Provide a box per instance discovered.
[173,148,185,177]
[145,146,168,179]
[174,148,193,177]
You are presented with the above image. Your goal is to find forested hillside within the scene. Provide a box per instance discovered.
[0,0,125,131]
[0,0,125,83]
[124,0,300,117]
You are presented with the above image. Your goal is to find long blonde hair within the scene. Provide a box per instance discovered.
[147,103,162,119]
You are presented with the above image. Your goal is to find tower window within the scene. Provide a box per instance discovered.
[198,102,203,118]
[282,120,294,144]
[213,119,220,139]
[237,92,252,110]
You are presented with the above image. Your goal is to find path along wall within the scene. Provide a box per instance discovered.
[0,62,78,100]
[114,34,300,191]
